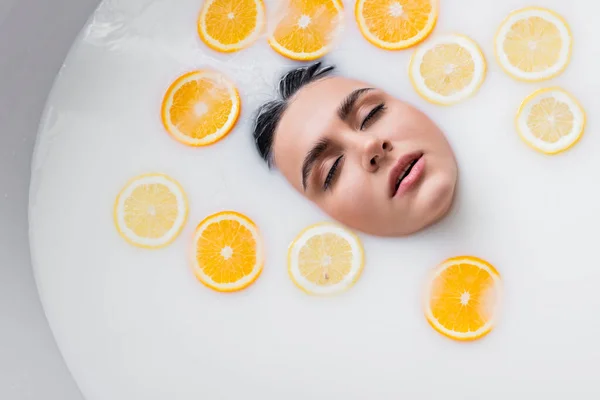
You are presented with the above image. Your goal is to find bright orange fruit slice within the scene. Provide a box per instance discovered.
[197,0,266,53]
[161,70,240,147]
[268,0,344,61]
[424,256,502,341]
[355,0,438,50]
[192,211,264,292]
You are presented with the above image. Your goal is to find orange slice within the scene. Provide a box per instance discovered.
[114,173,188,249]
[495,7,572,82]
[355,0,438,50]
[424,256,502,341]
[516,87,586,155]
[268,0,344,61]
[192,211,264,292]
[409,34,486,105]
[197,0,266,53]
[288,223,364,296]
[161,70,240,147]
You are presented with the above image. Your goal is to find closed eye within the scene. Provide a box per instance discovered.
[324,155,343,191]
[360,103,386,130]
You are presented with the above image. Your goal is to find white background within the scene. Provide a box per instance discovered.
[0,0,95,398]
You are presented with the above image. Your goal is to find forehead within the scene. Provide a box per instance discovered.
[272,76,366,183]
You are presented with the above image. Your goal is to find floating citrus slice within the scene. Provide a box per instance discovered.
[424,256,502,341]
[495,7,572,82]
[409,34,486,105]
[197,0,265,53]
[192,211,264,292]
[355,0,438,50]
[114,173,188,249]
[288,223,364,296]
[161,70,240,147]
[516,87,585,155]
[268,0,344,61]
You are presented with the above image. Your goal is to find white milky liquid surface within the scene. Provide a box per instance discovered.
[29,0,600,398]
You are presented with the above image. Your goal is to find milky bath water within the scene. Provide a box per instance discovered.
[29,0,600,398]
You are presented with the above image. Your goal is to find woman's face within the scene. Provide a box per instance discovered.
[272,76,458,237]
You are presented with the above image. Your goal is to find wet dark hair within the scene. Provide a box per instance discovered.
[252,61,335,168]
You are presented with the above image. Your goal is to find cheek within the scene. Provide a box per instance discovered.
[421,164,457,214]
[384,111,423,143]
[321,172,376,226]
[389,105,445,144]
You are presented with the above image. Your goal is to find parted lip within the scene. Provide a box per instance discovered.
[388,152,424,198]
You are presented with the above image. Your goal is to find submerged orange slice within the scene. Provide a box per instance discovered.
[495,7,572,82]
[192,211,264,292]
[161,70,240,147]
[424,256,502,341]
[114,173,188,249]
[355,0,438,50]
[516,87,586,155]
[198,0,265,52]
[288,223,364,296]
[409,34,486,105]
[268,0,344,61]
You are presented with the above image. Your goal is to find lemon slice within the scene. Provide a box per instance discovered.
[495,7,572,82]
[409,34,486,105]
[424,256,502,341]
[192,211,264,292]
[197,0,265,53]
[516,87,585,155]
[288,223,364,296]
[161,70,240,147]
[114,173,188,249]
[355,0,438,50]
[268,0,344,61]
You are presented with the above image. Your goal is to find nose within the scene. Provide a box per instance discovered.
[361,136,391,172]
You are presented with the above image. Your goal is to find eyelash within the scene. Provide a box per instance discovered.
[324,155,343,190]
[321,103,385,190]
[360,103,386,130]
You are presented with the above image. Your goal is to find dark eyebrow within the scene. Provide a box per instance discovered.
[301,138,331,191]
[337,88,374,121]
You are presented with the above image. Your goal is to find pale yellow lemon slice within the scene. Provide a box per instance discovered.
[198,0,265,53]
[409,34,486,105]
[161,70,240,147]
[355,0,438,50]
[288,223,364,296]
[424,256,502,341]
[495,7,572,82]
[268,0,344,61]
[516,87,585,155]
[192,211,264,292]
[114,173,188,249]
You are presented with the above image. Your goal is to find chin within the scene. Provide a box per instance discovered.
[329,175,457,238]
